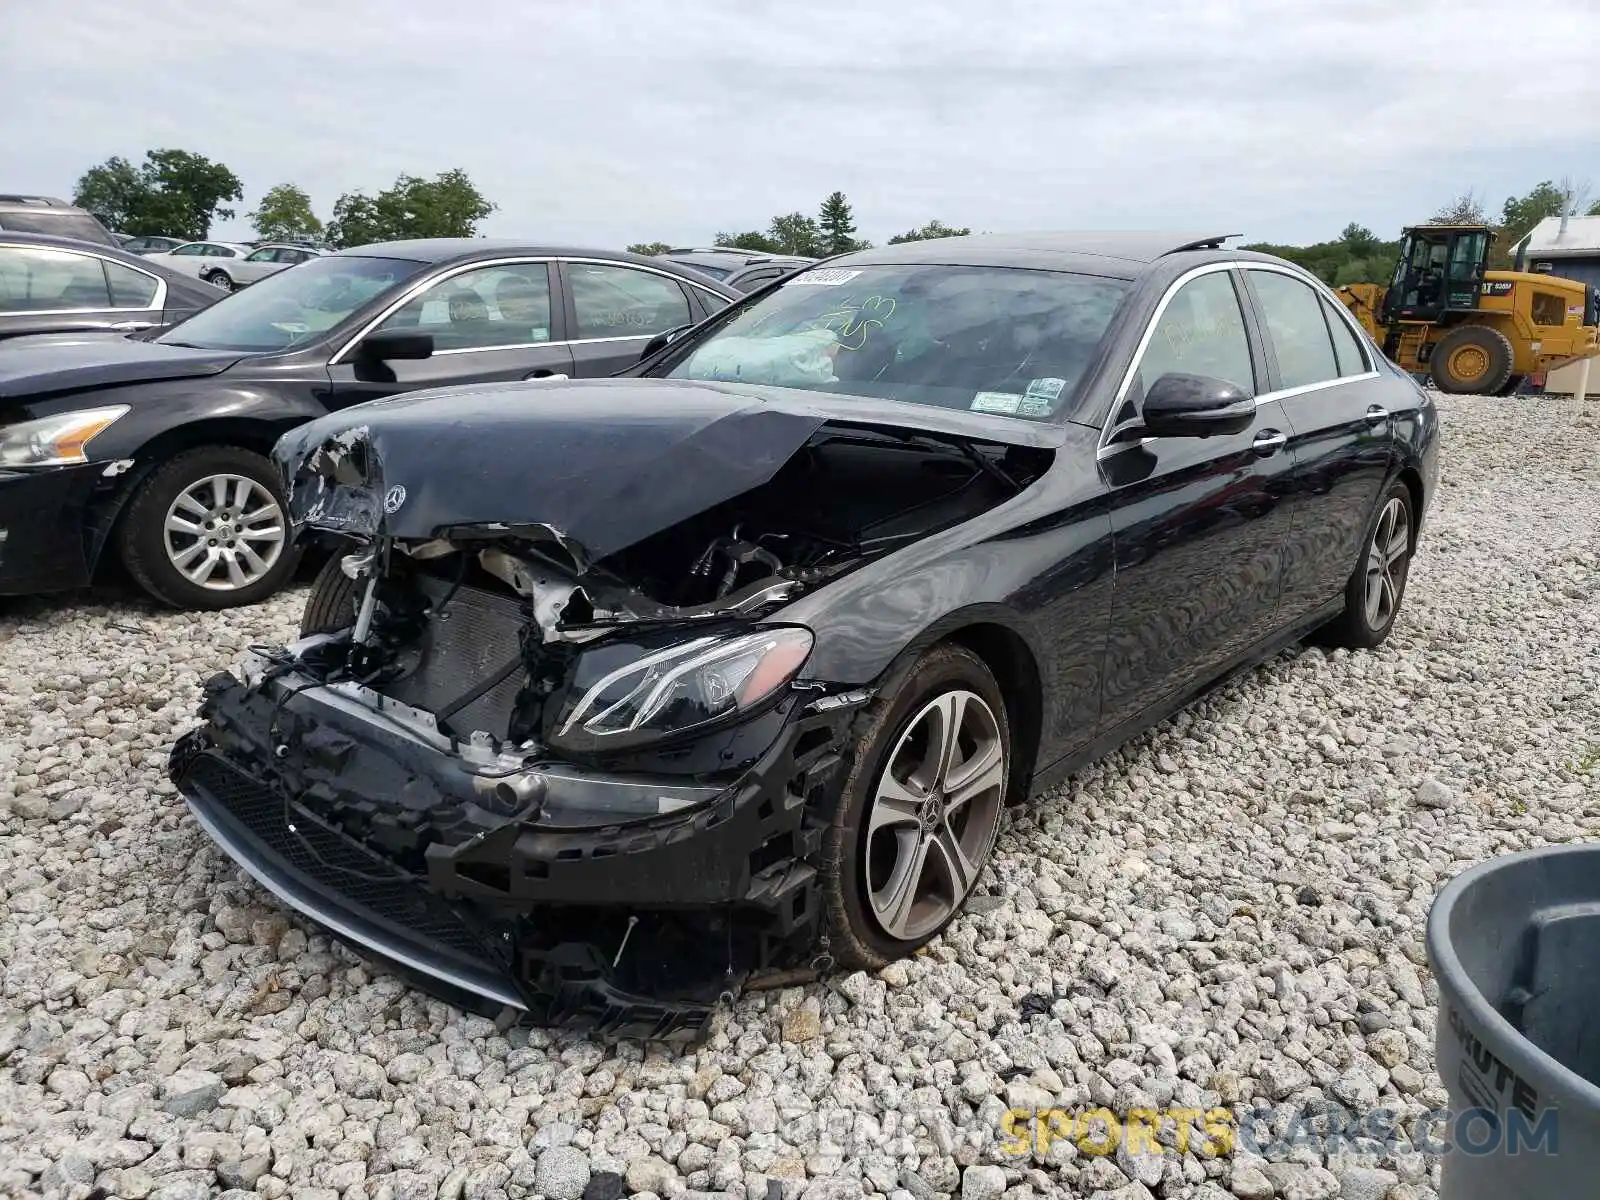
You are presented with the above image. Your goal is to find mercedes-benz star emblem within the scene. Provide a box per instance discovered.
[384,485,407,514]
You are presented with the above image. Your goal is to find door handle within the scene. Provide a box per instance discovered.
[525,370,568,380]
[1253,429,1288,456]
[1365,404,1389,424]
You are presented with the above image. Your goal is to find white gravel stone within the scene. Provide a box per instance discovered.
[3,396,1597,1200]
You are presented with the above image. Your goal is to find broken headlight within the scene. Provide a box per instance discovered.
[549,626,813,751]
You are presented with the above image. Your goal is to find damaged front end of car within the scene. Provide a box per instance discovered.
[169,383,1052,1041]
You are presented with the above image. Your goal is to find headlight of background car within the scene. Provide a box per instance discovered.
[549,626,813,751]
[0,406,130,468]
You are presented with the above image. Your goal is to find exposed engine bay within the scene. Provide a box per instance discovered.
[317,425,1050,753]
[171,409,1051,1040]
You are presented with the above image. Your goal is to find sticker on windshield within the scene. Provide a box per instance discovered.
[1025,377,1067,402]
[787,268,862,286]
[971,391,1023,415]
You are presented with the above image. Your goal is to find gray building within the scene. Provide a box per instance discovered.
[1522,214,1600,290]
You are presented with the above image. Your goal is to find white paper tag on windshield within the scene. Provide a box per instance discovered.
[787,268,861,286]
[971,391,1023,414]
[1025,376,1066,402]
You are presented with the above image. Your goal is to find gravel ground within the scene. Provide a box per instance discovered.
[2,392,1598,1200]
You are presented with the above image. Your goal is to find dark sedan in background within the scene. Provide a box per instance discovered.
[169,231,1440,1039]
[0,240,738,609]
[0,231,220,340]
[659,247,815,291]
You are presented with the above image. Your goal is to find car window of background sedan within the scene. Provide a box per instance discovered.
[245,248,278,262]
[1250,271,1340,390]
[0,246,113,311]
[376,263,554,351]
[170,243,207,256]
[1132,271,1256,401]
[155,254,427,351]
[104,259,160,307]
[570,263,693,340]
[664,264,1128,419]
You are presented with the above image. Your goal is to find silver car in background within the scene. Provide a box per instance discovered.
[198,243,328,291]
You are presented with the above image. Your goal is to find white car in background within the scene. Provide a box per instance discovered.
[141,240,256,287]
[193,243,328,292]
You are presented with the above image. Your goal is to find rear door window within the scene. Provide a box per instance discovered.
[1249,270,1340,390]
[569,263,692,339]
[1320,297,1369,377]
[105,260,160,307]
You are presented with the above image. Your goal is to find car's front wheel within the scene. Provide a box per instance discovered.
[1319,480,1415,649]
[203,269,235,292]
[821,644,1010,969]
[300,551,363,635]
[119,446,299,609]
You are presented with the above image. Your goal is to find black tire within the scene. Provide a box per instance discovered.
[1429,325,1514,394]
[1317,480,1415,650]
[118,446,300,610]
[820,643,1011,970]
[300,552,364,636]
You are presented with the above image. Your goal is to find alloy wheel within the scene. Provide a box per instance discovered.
[864,689,1006,942]
[1364,496,1410,628]
[162,473,286,591]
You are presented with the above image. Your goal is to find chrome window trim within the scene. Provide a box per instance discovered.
[429,332,653,358]
[1098,259,1382,456]
[0,244,167,317]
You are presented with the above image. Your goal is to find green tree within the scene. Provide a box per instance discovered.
[72,149,243,238]
[325,170,496,248]
[714,230,781,253]
[817,191,861,255]
[627,241,672,256]
[249,183,323,243]
[1431,189,1488,225]
[767,212,821,257]
[888,218,972,244]
[1338,223,1380,256]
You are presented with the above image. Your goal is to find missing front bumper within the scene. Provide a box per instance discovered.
[169,669,860,1042]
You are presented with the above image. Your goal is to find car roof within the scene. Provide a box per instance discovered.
[839,231,1239,277]
[0,229,153,256]
[331,239,742,291]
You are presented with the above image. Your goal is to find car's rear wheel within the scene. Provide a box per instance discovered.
[821,644,1010,969]
[301,551,364,635]
[203,269,235,292]
[1317,480,1414,650]
[119,446,298,609]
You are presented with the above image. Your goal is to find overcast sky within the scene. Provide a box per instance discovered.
[6,0,1600,248]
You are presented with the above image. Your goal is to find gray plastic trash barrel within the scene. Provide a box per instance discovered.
[1426,842,1600,1199]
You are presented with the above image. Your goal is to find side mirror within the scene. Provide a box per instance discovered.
[1140,372,1255,438]
[640,324,693,361]
[357,329,434,362]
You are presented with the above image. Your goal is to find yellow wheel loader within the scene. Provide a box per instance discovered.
[1337,224,1600,395]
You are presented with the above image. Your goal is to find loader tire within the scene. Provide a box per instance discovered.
[1429,326,1514,395]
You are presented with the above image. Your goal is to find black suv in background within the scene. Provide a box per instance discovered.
[0,196,119,247]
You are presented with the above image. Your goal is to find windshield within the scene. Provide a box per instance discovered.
[156,255,428,351]
[663,264,1128,419]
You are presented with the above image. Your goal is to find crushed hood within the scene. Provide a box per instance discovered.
[276,378,1063,563]
[0,336,242,400]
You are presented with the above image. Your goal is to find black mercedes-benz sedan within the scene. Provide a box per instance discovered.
[170,232,1440,1040]
[0,240,736,609]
